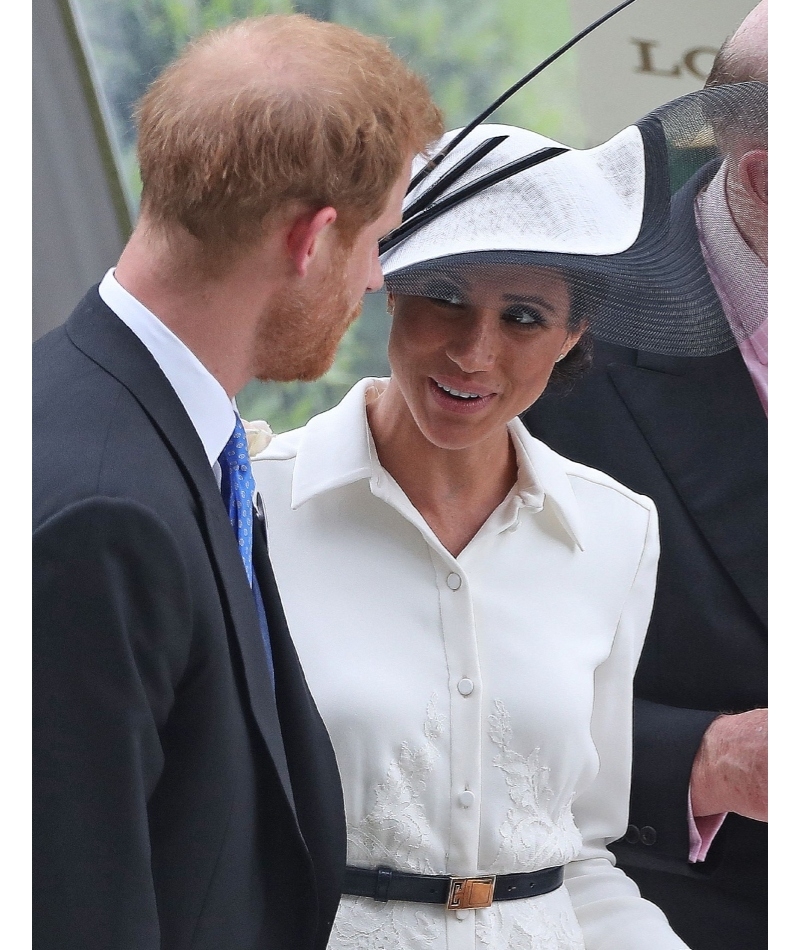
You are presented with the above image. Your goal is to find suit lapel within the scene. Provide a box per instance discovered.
[609,348,767,627]
[252,516,310,712]
[252,511,348,907]
[251,509,318,785]
[66,290,298,812]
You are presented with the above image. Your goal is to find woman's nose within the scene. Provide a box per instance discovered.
[446,313,497,372]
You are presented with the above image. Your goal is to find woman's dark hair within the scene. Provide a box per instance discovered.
[545,269,606,392]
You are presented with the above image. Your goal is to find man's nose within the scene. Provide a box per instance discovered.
[365,247,384,293]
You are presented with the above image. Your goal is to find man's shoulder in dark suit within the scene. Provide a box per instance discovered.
[33,292,345,950]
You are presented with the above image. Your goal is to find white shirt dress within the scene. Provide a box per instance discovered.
[252,377,688,950]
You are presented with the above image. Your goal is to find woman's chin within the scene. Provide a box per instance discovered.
[414,413,505,454]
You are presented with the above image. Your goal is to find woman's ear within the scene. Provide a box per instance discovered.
[285,206,338,277]
[558,322,587,361]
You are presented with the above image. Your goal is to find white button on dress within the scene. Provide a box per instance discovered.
[446,572,462,590]
[457,678,474,696]
[458,790,475,808]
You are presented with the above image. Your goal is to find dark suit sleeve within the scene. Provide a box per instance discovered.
[33,497,192,950]
[612,698,720,872]
[523,350,766,882]
[524,382,721,875]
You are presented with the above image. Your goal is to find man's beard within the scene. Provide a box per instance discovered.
[290,291,363,382]
[253,243,363,383]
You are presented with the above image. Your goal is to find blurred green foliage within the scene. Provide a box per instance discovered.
[71,0,582,431]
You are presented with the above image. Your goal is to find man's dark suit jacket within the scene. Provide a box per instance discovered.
[522,179,767,949]
[33,288,347,950]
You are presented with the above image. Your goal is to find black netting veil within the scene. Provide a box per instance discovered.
[380,82,767,358]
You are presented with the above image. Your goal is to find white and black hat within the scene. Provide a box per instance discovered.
[380,81,767,357]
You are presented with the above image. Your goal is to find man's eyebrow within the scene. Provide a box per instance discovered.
[383,219,402,237]
[379,214,403,241]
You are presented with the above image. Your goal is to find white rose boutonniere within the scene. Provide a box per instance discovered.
[243,419,274,458]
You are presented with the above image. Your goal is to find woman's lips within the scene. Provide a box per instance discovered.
[428,377,495,413]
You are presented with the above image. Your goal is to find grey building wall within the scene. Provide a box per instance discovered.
[32,0,130,341]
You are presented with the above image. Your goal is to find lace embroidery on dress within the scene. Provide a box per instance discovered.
[331,696,445,950]
[486,699,583,873]
[476,897,585,950]
[330,696,587,950]
[475,700,585,949]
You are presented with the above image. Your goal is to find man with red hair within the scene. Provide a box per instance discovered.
[33,15,442,950]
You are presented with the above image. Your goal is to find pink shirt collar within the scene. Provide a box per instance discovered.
[694,164,767,414]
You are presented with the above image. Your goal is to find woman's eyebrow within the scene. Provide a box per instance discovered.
[423,274,469,292]
[501,293,556,312]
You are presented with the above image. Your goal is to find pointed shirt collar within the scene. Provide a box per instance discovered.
[260,377,585,550]
[99,268,237,466]
[694,163,767,362]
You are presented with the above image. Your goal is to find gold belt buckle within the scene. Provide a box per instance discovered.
[447,875,496,910]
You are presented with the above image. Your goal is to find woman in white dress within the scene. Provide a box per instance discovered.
[252,122,691,949]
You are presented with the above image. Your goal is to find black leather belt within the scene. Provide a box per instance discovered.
[343,864,564,911]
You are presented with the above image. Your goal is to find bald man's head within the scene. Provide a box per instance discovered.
[702,4,768,264]
[706,0,768,87]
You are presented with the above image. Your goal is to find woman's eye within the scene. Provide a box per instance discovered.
[503,306,545,327]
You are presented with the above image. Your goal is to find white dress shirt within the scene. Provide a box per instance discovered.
[252,377,688,950]
[98,268,236,468]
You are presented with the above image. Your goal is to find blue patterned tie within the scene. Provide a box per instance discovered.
[219,416,256,585]
[219,416,274,682]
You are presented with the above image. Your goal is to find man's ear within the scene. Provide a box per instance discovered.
[739,149,768,208]
[285,206,338,277]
